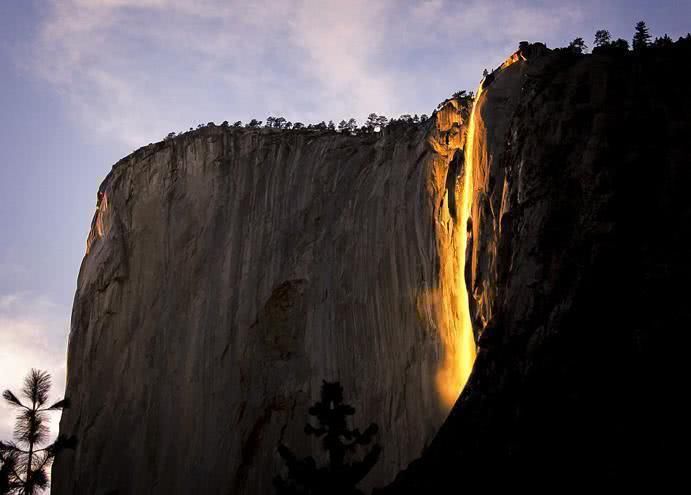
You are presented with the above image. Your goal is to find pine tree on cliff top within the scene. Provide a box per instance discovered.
[568,37,587,54]
[274,381,381,495]
[633,21,652,51]
[594,30,611,48]
[0,369,75,495]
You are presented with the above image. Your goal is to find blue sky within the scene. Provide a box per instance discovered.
[1,0,690,446]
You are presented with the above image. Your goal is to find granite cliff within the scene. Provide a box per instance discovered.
[53,40,690,493]
[52,94,476,493]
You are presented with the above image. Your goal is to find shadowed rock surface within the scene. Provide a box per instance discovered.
[51,102,475,494]
[381,43,690,492]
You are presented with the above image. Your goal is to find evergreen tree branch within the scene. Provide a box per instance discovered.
[2,390,28,410]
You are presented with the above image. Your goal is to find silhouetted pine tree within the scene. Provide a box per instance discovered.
[274,381,381,495]
[0,370,75,494]
[633,21,652,51]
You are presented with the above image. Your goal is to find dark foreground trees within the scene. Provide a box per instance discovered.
[0,370,75,495]
[274,381,381,495]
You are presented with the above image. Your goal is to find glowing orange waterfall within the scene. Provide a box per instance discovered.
[86,191,109,254]
[435,83,484,409]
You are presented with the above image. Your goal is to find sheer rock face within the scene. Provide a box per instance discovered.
[383,45,691,492]
[52,108,472,494]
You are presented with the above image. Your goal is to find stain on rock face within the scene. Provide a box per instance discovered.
[249,279,309,361]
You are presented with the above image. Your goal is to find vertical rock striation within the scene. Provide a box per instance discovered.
[52,105,476,493]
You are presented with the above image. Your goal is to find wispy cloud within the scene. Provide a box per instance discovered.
[0,292,68,444]
[290,0,398,119]
[30,0,584,149]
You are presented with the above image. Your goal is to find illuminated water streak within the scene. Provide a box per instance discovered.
[86,192,108,254]
[435,82,484,408]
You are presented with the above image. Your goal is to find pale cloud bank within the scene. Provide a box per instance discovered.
[30,0,584,150]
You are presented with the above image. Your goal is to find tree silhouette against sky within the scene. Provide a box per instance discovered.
[594,30,611,48]
[0,369,75,495]
[633,21,652,51]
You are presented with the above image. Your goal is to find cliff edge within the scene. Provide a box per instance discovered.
[52,98,475,493]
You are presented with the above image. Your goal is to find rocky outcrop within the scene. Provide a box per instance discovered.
[382,43,691,491]
[52,104,476,493]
